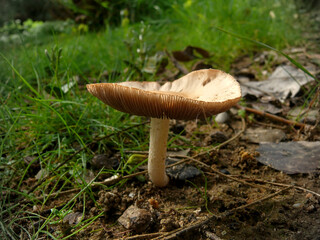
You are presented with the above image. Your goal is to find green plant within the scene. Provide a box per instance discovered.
[58,0,171,28]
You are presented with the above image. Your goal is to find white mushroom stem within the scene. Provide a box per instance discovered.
[148,117,170,187]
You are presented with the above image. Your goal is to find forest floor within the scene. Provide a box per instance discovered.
[12,42,320,240]
[2,6,320,240]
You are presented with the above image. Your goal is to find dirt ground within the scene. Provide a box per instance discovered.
[19,113,320,240]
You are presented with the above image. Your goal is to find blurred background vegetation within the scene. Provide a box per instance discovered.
[0,0,309,84]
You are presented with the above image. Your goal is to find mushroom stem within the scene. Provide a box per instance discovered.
[148,117,170,187]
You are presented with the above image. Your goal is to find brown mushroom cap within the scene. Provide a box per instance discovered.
[86,69,241,120]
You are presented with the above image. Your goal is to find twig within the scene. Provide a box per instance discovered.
[236,104,310,129]
[205,171,270,190]
[165,49,189,75]
[124,232,165,240]
[242,177,320,198]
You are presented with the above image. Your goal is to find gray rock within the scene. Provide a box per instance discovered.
[166,159,201,181]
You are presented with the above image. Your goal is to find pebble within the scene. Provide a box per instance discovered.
[63,212,83,225]
[215,112,230,124]
[219,169,230,175]
[118,205,152,233]
[166,159,201,181]
[306,205,316,213]
[209,131,228,143]
[292,203,303,208]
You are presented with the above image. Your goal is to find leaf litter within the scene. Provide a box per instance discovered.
[257,141,320,174]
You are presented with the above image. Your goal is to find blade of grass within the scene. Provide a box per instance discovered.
[0,52,42,98]
[0,110,22,156]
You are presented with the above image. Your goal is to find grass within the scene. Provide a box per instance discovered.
[0,0,307,238]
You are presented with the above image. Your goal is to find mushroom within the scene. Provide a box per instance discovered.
[87,69,241,187]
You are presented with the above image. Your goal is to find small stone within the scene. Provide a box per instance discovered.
[63,212,83,225]
[166,159,201,181]
[219,169,230,175]
[293,203,303,208]
[215,112,230,124]
[160,218,179,232]
[306,205,316,213]
[118,205,152,233]
[209,131,228,143]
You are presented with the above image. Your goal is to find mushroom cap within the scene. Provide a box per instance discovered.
[86,69,241,120]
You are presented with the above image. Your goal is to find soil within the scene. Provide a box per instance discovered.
[17,115,320,240]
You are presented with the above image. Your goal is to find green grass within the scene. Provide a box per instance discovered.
[0,0,305,238]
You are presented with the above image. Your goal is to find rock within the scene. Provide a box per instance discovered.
[160,218,179,232]
[118,205,152,233]
[306,205,316,213]
[215,112,230,124]
[63,212,83,225]
[219,169,230,175]
[293,203,303,208]
[209,131,228,143]
[242,128,286,143]
[166,159,201,181]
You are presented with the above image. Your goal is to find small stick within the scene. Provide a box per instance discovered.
[205,171,270,190]
[165,50,189,75]
[124,232,165,240]
[235,104,310,129]
[242,177,320,198]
